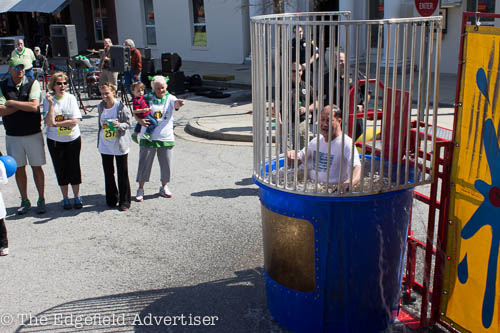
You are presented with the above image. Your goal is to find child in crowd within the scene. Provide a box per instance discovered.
[130,82,157,143]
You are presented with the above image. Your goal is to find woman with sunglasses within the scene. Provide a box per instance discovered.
[43,72,83,209]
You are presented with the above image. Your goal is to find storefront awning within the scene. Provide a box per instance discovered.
[0,0,21,13]
[8,0,72,13]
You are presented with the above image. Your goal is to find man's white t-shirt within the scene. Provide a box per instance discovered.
[297,134,361,183]
[42,94,82,142]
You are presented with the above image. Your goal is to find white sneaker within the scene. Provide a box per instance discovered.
[159,185,172,198]
[136,188,144,202]
[0,247,9,256]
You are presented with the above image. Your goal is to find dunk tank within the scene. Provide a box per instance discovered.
[250,12,444,331]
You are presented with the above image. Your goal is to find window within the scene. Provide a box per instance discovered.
[369,0,384,48]
[144,0,156,45]
[192,0,207,47]
[468,0,495,21]
[91,0,108,42]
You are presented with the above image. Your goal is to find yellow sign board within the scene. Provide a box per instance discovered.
[442,25,500,332]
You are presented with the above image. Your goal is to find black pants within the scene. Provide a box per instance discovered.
[101,154,131,208]
[47,137,82,186]
[0,218,7,248]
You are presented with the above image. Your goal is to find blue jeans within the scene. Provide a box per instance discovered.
[134,113,158,135]
[124,68,141,95]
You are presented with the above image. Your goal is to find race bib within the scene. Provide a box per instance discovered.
[153,111,162,120]
[57,126,72,136]
[103,123,117,140]
[55,115,72,136]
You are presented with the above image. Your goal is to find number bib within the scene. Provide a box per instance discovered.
[57,126,73,136]
[153,110,163,120]
[103,123,117,140]
[55,115,72,136]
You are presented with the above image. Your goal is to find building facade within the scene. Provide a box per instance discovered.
[1,0,499,73]
[113,0,250,64]
[259,0,498,74]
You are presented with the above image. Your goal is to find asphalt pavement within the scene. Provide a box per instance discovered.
[0,59,452,332]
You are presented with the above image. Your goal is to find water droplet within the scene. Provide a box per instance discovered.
[458,253,468,284]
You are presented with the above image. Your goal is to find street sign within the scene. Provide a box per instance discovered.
[415,0,438,16]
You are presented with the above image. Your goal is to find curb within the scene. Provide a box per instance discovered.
[186,119,253,142]
[202,80,252,90]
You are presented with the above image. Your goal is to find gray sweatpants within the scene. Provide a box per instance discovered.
[136,145,173,183]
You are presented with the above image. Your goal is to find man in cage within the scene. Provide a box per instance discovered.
[291,25,320,74]
[279,62,318,150]
[287,104,361,189]
[323,50,372,141]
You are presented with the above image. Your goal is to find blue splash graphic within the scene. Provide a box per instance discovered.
[457,254,468,284]
[460,110,500,327]
[476,68,490,104]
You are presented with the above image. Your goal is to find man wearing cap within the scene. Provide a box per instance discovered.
[0,58,46,215]
[32,46,48,80]
[10,39,36,79]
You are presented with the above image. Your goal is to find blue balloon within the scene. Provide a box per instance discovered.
[0,155,17,178]
[476,68,490,104]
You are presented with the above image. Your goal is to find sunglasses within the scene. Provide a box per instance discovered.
[56,81,68,86]
[13,65,25,71]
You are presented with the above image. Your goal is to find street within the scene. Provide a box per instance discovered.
[0,89,283,332]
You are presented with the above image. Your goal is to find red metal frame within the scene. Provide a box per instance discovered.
[401,11,500,331]
[402,137,453,328]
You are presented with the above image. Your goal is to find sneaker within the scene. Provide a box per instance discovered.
[0,247,8,256]
[17,199,31,215]
[63,198,72,210]
[118,205,129,212]
[136,188,144,202]
[73,197,83,209]
[131,132,138,143]
[159,185,172,198]
[143,132,152,142]
[36,199,46,214]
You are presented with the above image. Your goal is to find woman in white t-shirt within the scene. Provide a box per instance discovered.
[97,83,132,211]
[43,72,83,210]
[134,76,184,201]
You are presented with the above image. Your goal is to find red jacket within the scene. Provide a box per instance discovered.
[130,48,142,73]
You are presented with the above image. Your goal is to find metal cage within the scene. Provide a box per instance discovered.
[251,12,443,196]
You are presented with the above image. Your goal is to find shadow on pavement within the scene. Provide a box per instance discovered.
[13,268,281,332]
[191,188,258,199]
[235,177,254,186]
[5,194,110,223]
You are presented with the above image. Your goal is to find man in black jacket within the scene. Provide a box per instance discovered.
[32,46,49,80]
[324,50,372,140]
[0,58,46,215]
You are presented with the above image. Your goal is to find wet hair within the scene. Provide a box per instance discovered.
[324,104,342,119]
[48,72,69,91]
